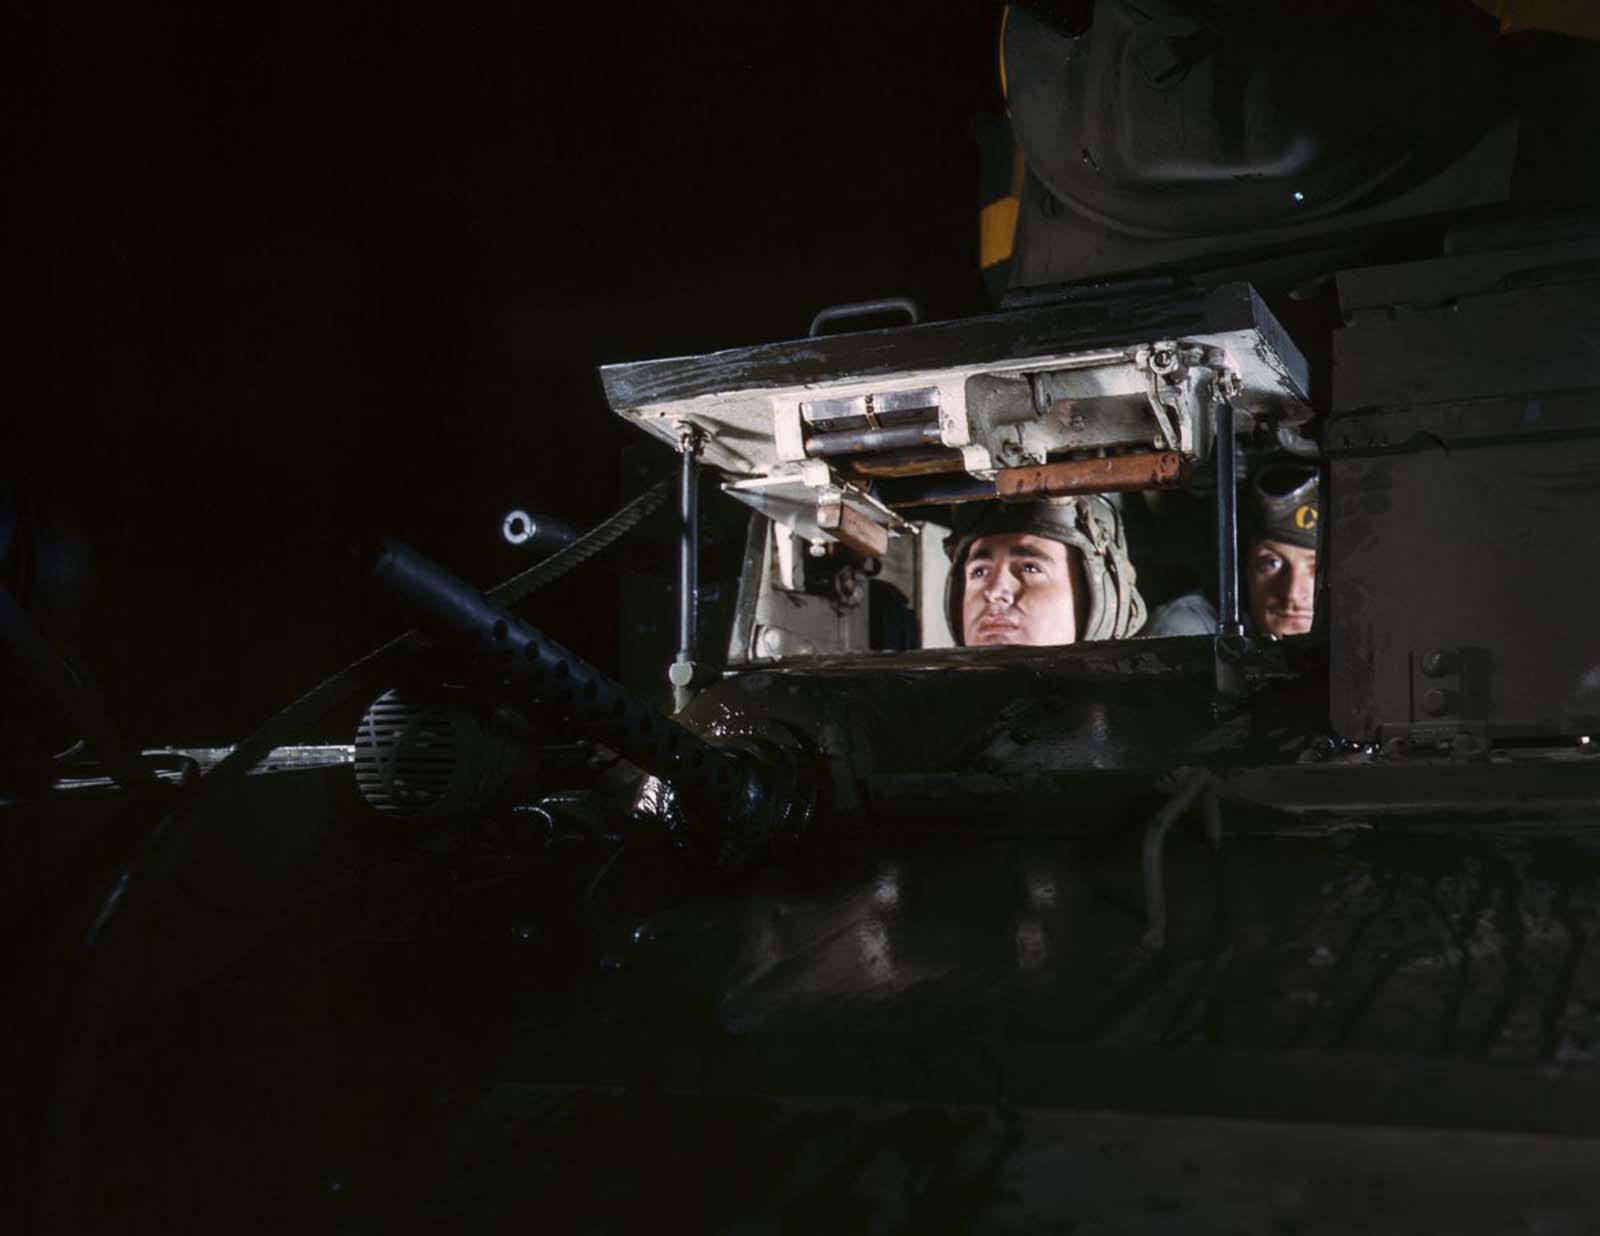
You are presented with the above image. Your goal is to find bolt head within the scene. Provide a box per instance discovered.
[1422,687,1457,716]
[1421,649,1458,677]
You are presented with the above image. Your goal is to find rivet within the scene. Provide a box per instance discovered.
[1420,649,1457,677]
[1422,687,1457,716]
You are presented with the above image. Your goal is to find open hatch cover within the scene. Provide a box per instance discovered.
[600,282,1309,556]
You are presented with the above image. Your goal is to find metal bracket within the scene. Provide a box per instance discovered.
[1380,646,1490,757]
[1135,342,1240,461]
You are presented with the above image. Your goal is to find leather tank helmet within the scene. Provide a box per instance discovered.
[943,495,1147,646]
[1249,463,1320,550]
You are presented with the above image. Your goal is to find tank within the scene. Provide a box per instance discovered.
[10,4,1600,1233]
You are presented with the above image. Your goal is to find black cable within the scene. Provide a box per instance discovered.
[489,478,671,612]
[191,476,675,790]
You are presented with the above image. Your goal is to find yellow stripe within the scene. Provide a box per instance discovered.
[998,6,1010,100]
[980,196,1020,269]
[1469,0,1600,37]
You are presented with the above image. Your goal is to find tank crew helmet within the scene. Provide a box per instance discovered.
[942,495,1147,645]
[1248,462,1320,550]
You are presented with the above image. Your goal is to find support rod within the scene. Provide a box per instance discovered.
[678,429,700,668]
[871,472,999,508]
[837,445,968,479]
[672,427,704,711]
[997,450,1189,501]
[803,420,943,458]
[1215,398,1244,639]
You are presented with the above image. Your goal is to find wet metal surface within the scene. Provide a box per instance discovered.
[379,825,1600,1229]
[682,636,1323,820]
[44,769,1600,1234]
[565,831,1600,1087]
[414,1086,1600,1236]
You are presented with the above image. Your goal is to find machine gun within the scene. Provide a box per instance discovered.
[363,537,818,875]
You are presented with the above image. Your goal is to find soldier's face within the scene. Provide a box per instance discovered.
[1247,537,1317,636]
[961,533,1080,647]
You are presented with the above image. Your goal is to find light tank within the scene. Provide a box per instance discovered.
[8,3,1600,1232]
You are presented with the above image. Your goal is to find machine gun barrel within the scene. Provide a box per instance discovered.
[500,508,580,552]
[365,538,752,815]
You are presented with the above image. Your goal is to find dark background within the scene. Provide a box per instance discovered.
[8,1,1002,743]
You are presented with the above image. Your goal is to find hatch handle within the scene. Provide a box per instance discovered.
[808,297,922,338]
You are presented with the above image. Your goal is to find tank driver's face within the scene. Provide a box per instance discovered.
[961,533,1080,647]
[1247,537,1317,636]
